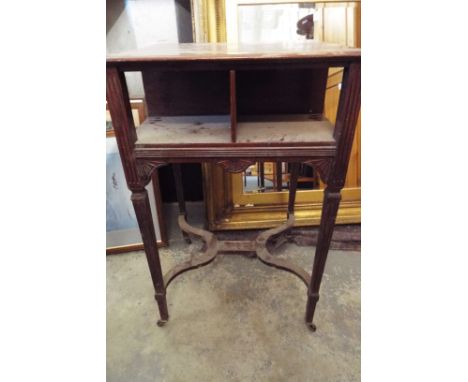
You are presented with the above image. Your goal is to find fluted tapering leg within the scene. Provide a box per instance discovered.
[305,187,342,331]
[131,189,169,326]
[172,163,191,244]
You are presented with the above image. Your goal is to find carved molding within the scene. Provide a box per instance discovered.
[304,158,333,184]
[216,159,255,173]
[136,159,167,186]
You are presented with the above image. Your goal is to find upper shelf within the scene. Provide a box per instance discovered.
[107,41,360,66]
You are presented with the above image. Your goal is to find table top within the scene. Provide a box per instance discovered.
[107,41,360,160]
[107,41,360,64]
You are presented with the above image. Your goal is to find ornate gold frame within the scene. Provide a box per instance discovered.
[203,161,361,230]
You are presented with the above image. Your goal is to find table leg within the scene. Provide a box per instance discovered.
[305,187,341,331]
[276,161,282,191]
[259,162,265,191]
[131,189,169,326]
[287,163,300,218]
[172,164,191,244]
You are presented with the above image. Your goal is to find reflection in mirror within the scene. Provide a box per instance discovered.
[243,162,322,193]
[238,3,316,44]
[237,3,325,196]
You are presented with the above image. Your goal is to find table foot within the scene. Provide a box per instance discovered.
[157,319,168,327]
[306,322,317,332]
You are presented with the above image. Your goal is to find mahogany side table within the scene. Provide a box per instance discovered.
[106,41,361,331]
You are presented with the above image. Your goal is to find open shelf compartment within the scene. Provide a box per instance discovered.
[135,113,335,147]
[135,66,336,147]
[136,115,231,146]
[236,114,334,145]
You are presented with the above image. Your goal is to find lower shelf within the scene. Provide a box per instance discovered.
[136,115,231,145]
[236,114,334,144]
[135,114,335,147]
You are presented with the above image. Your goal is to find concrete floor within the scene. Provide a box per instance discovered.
[107,203,360,381]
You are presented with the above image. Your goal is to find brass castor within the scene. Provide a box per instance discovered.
[306,322,317,332]
[157,319,168,327]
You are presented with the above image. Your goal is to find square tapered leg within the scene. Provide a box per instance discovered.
[305,187,341,331]
[131,189,169,326]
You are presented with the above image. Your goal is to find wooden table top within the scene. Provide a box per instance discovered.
[107,41,361,64]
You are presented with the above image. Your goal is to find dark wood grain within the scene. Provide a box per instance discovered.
[142,69,328,119]
[131,189,169,326]
[107,67,170,325]
[258,162,265,190]
[287,163,300,217]
[143,70,229,116]
[134,145,336,160]
[304,62,361,331]
[172,163,191,244]
[305,188,341,331]
[151,169,168,246]
[230,70,237,142]
[330,62,361,189]
[275,161,283,191]
[237,68,328,115]
[106,41,361,330]
[106,67,140,189]
[112,59,355,73]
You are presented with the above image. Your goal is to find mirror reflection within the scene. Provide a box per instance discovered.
[242,162,322,193]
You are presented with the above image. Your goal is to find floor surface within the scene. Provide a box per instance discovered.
[107,203,360,382]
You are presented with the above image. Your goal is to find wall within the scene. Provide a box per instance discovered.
[106,0,179,98]
[106,0,202,202]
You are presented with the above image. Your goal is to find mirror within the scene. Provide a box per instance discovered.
[242,162,322,193]
[238,3,316,44]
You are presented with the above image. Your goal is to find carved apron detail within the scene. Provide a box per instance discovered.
[216,159,255,173]
[304,158,333,184]
[136,160,167,186]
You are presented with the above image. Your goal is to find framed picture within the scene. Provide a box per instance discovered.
[106,100,167,254]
